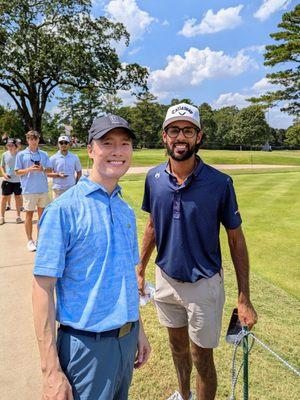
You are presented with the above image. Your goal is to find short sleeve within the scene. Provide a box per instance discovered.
[75,155,82,172]
[33,204,70,277]
[43,152,52,169]
[0,154,4,168]
[141,174,151,213]
[220,177,242,229]
[14,152,23,170]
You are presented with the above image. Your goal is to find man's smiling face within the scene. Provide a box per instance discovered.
[163,120,202,162]
[88,128,133,181]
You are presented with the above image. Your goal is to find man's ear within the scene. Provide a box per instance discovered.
[196,130,203,144]
[162,130,167,144]
[87,144,94,159]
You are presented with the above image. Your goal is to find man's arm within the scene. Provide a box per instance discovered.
[75,170,82,183]
[226,226,258,329]
[32,276,73,400]
[134,316,151,369]
[0,165,9,180]
[136,215,156,296]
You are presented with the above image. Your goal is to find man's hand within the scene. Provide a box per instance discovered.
[238,299,257,330]
[136,265,146,296]
[3,173,10,180]
[42,369,73,400]
[134,325,151,369]
[28,164,43,173]
[57,172,68,178]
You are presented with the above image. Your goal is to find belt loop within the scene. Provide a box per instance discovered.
[96,332,101,342]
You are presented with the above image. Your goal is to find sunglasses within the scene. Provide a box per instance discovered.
[59,141,69,145]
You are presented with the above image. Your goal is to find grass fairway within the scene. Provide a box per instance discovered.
[120,170,300,400]
[1,146,300,170]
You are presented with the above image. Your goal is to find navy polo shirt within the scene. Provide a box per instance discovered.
[142,157,242,282]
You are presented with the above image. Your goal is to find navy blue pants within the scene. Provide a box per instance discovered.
[57,322,139,400]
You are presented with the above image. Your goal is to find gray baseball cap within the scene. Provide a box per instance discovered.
[88,115,135,144]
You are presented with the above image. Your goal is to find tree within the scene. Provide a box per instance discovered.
[0,0,148,138]
[42,112,64,144]
[230,105,270,146]
[284,124,300,146]
[119,92,166,148]
[214,106,239,146]
[248,5,300,116]
[0,109,26,139]
[198,103,217,145]
[58,87,122,142]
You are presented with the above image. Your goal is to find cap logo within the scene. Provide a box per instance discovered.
[172,105,193,115]
[109,115,120,124]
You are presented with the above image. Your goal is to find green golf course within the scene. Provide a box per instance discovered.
[119,165,300,400]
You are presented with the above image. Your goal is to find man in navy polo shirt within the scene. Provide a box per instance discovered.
[137,103,257,400]
[32,115,150,400]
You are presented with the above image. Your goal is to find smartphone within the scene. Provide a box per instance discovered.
[33,160,40,166]
[226,308,242,344]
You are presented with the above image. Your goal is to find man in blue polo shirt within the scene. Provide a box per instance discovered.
[137,103,257,400]
[32,115,151,400]
[15,130,52,251]
[49,135,82,198]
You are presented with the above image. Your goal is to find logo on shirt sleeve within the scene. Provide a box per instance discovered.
[155,172,160,179]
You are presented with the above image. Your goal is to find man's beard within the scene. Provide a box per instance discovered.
[166,141,196,161]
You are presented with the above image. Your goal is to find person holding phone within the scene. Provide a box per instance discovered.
[137,103,257,400]
[15,130,52,251]
[48,135,82,199]
[0,138,23,225]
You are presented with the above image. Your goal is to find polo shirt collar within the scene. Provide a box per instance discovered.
[79,176,121,197]
[57,150,69,157]
[25,147,40,154]
[165,155,204,178]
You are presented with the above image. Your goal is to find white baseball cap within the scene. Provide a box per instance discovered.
[58,135,70,143]
[163,103,201,129]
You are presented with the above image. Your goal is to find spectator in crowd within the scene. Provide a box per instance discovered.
[0,138,23,225]
[15,130,52,252]
[48,135,82,199]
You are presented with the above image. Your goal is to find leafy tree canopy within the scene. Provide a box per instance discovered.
[248,5,300,116]
[0,0,148,136]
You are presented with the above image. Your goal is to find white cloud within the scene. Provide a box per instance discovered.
[179,5,243,37]
[162,20,170,26]
[150,47,257,99]
[105,0,155,41]
[212,90,293,128]
[212,92,248,109]
[117,89,136,106]
[252,77,275,92]
[242,45,266,54]
[128,46,141,56]
[254,0,292,21]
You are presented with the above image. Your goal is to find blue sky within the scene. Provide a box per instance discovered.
[0,0,296,128]
[90,0,296,128]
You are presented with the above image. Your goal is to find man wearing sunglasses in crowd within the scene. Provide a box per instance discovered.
[48,135,82,199]
[15,130,52,252]
[137,103,257,400]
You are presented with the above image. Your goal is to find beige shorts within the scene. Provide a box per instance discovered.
[154,267,225,348]
[23,193,50,211]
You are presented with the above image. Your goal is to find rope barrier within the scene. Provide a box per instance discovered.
[229,328,300,400]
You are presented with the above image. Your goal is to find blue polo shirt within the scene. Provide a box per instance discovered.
[142,158,242,282]
[15,148,51,194]
[34,176,140,332]
[50,151,82,190]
